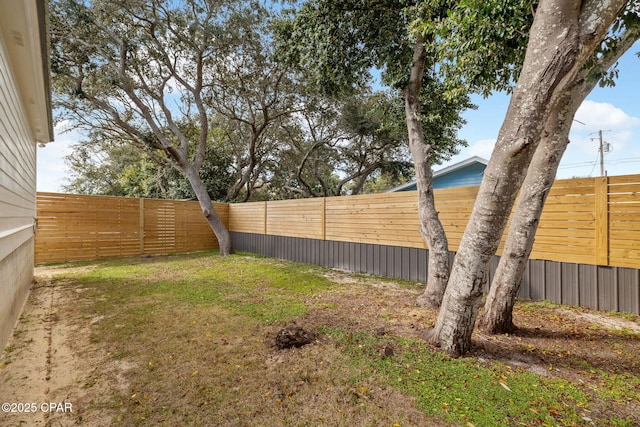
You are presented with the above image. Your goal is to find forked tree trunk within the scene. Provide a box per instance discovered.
[404,38,450,308]
[477,92,576,334]
[478,29,639,334]
[426,0,626,356]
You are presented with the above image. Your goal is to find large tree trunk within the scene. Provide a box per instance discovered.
[183,164,232,256]
[477,92,576,334]
[478,29,640,335]
[404,38,450,308]
[426,0,626,356]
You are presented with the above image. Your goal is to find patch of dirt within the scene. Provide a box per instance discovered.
[559,309,640,333]
[309,274,434,338]
[34,264,102,278]
[0,267,130,427]
[262,340,448,427]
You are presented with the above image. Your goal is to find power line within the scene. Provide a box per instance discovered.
[559,160,599,168]
[557,156,640,173]
[587,150,600,176]
[607,156,640,165]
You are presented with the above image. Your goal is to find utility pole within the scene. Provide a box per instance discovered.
[598,130,604,176]
[593,130,611,176]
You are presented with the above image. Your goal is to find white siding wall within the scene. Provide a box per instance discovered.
[0,29,37,349]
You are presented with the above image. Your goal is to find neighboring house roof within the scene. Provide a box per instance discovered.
[387,156,488,192]
[0,0,53,144]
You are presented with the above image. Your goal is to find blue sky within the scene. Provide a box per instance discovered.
[443,41,640,179]
[37,42,640,192]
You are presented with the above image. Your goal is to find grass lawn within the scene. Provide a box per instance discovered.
[1,251,639,426]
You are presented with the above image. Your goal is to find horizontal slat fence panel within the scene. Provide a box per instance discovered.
[36,193,141,263]
[325,192,424,248]
[433,185,480,251]
[142,199,226,256]
[608,174,640,268]
[225,175,640,269]
[35,193,226,263]
[266,198,324,239]
[36,173,640,269]
[528,178,597,265]
[229,202,266,234]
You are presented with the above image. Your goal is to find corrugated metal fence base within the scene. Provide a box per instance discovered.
[231,232,640,315]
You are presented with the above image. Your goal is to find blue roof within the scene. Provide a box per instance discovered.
[388,156,488,192]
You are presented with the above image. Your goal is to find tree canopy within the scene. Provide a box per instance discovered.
[50,0,285,254]
[275,0,473,307]
[52,0,420,205]
[275,0,472,155]
[275,91,413,198]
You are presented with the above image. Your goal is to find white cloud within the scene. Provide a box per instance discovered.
[53,119,73,134]
[436,138,496,171]
[569,100,640,154]
[559,100,640,178]
[574,100,640,132]
[450,100,639,180]
[466,139,496,160]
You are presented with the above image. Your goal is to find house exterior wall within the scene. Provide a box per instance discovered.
[0,26,38,349]
[432,162,486,189]
[391,162,487,192]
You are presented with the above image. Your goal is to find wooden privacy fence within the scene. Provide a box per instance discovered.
[35,174,640,269]
[33,174,640,313]
[35,193,228,263]
[229,174,640,270]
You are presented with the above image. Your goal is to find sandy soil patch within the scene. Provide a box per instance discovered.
[0,267,126,427]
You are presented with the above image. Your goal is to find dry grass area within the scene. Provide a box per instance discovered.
[1,252,639,426]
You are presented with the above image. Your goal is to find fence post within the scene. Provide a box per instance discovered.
[595,176,609,266]
[264,201,268,235]
[139,198,145,255]
[321,197,326,240]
